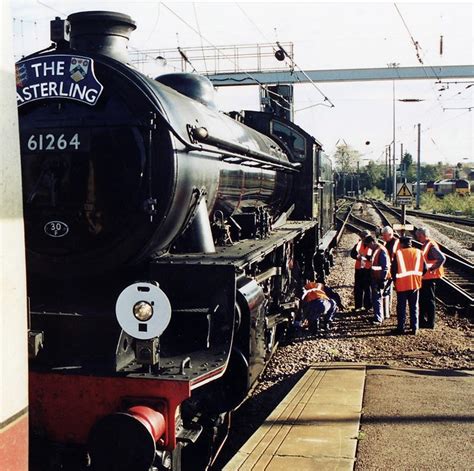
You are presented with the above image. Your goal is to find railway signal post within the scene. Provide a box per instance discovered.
[396,183,414,234]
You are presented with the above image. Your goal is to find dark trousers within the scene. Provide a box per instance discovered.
[420,279,437,328]
[354,269,372,310]
[305,298,338,329]
[396,289,419,332]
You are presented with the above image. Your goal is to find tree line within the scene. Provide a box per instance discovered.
[333,143,472,191]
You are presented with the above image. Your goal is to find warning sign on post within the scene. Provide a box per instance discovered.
[396,183,413,205]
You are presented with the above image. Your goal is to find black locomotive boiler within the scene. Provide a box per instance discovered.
[18,11,336,471]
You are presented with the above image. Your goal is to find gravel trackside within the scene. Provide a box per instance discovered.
[214,230,473,469]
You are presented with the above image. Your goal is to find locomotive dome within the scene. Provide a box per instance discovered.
[155,73,217,109]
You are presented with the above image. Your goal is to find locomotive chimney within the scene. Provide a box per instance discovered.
[67,11,136,63]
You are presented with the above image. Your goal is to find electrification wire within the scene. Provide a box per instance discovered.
[393,2,446,115]
[161,2,291,114]
[129,46,179,73]
[394,3,425,66]
[143,3,161,44]
[177,47,197,73]
[235,3,270,43]
[422,109,471,134]
[162,2,258,81]
[193,2,209,76]
[20,19,24,55]
[36,0,66,16]
[233,4,298,110]
[235,4,294,73]
[442,106,473,111]
[437,82,474,102]
[275,42,335,108]
[429,137,449,161]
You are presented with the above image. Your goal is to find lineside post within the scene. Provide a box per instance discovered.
[416,123,421,209]
[0,4,29,470]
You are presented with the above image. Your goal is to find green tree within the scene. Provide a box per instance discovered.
[365,161,385,189]
[420,164,443,182]
[333,143,361,172]
[402,152,413,169]
[402,152,415,181]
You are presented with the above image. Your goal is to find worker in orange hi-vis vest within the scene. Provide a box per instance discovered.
[350,229,373,312]
[364,236,391,325]
[381,225,400,319]
[300,281,344,333]
[390,237,427,335]
[415,227,446,329]
[381,226,400,261]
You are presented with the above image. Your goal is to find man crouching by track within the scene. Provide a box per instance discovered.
[300,280,344,333]
[363,235,391,325]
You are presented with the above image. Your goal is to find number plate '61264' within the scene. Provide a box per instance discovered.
[21,129,90,153]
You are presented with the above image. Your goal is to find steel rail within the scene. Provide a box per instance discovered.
[405,209,474,227]
[335,202,356,244]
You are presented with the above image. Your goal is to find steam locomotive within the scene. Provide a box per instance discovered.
[18,11,336,471]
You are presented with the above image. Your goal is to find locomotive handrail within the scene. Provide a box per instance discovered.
[189,125,302,171]
[152,110,301,173]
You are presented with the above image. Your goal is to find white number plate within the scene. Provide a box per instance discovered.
[21,130,90,153]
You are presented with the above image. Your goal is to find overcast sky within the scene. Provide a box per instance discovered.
[10,1,474,166]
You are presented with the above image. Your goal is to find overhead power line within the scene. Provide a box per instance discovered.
[192,3,208,75]
[161,2,294,114]
[274,42,335,108]
[394,3,424,65]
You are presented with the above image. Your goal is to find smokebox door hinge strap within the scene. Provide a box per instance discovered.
[144,111,158,221]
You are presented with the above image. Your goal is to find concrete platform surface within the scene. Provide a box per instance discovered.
[356,366,474,470]
[223,363,366,471]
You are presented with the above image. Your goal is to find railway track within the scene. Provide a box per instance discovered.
[340,199,474,315]
[385,203,474,252]
[405,208,474,227]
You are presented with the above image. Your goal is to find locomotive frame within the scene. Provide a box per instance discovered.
[19,11,337,471]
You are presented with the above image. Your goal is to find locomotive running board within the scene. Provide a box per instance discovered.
[155,220,317,269]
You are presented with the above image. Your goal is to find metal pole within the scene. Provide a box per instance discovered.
[356,160,360,196]
[385,147,388,197]
[392,78,397,203]
[388,144,393,201]
[416,123,421,209]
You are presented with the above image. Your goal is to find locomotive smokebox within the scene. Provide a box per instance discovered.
[67,11,136,62]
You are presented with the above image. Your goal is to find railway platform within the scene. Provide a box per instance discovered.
[222,362,474,470]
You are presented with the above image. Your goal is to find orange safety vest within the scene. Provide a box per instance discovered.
[394,248,424,292]
[385,238,400,261]
[371,245,391,281]
[422,240,445,280]
[302,282,329,303]
[354,240,373,269]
